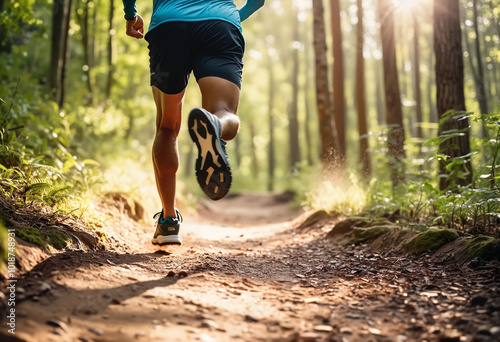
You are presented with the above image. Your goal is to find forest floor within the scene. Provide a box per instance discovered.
[1,192,500,342]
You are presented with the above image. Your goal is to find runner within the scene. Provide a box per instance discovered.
[122,0,265,245]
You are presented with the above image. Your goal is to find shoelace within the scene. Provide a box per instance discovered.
[153,209,183,223]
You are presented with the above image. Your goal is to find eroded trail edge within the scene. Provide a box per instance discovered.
[1,193,500,342]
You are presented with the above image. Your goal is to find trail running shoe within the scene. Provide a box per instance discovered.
[151,209,183,245]
[188,108,232,200]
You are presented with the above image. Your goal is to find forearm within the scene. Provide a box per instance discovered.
[122,0,137,19]
[239,0,265,22]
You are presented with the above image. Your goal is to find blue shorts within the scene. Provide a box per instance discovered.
[145,20,245,95]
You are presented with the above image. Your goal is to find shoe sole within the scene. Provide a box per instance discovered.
[188,108,231,201]
[151,235,182,246]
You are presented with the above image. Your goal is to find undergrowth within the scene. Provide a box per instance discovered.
[305,111,500,238]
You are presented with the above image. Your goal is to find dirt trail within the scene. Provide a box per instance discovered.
[1,193,500,342]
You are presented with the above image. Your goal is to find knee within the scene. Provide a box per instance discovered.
[153,128,179,176]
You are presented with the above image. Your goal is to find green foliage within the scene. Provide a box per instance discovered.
[363,111,500,237]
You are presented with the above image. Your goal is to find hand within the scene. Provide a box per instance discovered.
[126,14,144,39]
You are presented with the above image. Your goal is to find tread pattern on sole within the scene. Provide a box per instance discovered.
[188,109,232,201]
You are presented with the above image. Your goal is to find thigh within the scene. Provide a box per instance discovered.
[146,22,193,95]
[198,76,240,115]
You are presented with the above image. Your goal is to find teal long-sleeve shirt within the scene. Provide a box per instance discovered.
[122,0,264,33]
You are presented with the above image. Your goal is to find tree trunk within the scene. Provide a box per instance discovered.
[356,0,371,177]
[288,15,301,169]
[304,33,314,167]
[0,0,6,50]
[105,0,116,101]
[59,0,72,108]
[378,0,406,189]
[412,11,423,145]
[267,51,275,191]
[312,0,339,167]
[82,0,96,106]
[434,0,472,190]
[472,0,489,115]
[427,40,438,124]
[330,0,346,166]
[375,58,385,125]
[488,1,500,47]
[49,0,72,108]
[234,134,241,168]
[249,123,259,178]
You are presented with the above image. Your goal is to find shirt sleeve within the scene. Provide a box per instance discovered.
[122,0,137,18]
[239,0,265,22]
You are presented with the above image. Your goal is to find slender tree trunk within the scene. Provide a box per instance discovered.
[59,0,72,108]
[234,134,241,168]
[249,123,259,178]
[412,11,423,145]
[427,42,438,124]
[304,36,314,167]
[472,0,489,115]
[105,0,115,101]
[49,0,72,108]
[184,143,193,177]
[331,0,346,165]
[356,0,371,177]
[434,0,472,190]
[0,0,6,51]
[312,0,339,166]
[288,15,301,169]
[378,0,406,189]
[82,0,96,106]
[375,58,385,125]
[267,51,275,191]
[488,1,500,47]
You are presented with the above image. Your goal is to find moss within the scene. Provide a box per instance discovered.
[0,210,14,227]
[0,221,7,268]
[15,227,72,249]
[352,226,393,243]
[15,227,45,246]
[465,236,499,260]
[44,229,71,249]
[404,228,459,254]
[95,229,108,242]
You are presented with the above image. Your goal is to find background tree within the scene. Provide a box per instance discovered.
[49,0,72,108]
[288,7,301,170]
[331,0,346,167]
[377,0,406,189]
[356,0,371,177]
[470,0,489,116]
[312,0,339,167]
[434,0,472,190]
[412,10,423,149]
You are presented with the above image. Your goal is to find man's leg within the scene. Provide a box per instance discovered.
[151,85,185,219]
[187,76,240,200]
[198,76,241,140]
